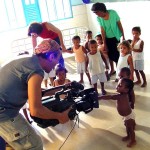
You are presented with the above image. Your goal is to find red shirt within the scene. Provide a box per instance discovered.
[39,22,58,40]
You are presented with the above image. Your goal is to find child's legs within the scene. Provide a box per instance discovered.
[43,71,49,88]
[98,73,107,93]
[100,82,104,92]
[134,60,144,83]
[109,60,115,74]
[49,77,54,86]
[91,75,98,92]
[93,83,98,93]
[125,119,136,147]
[134,69,141,83]
[79,73,84,83]
[85,72,91,84]
[49,69,56,86]
[77,62,85,82]
[139,70,147,83]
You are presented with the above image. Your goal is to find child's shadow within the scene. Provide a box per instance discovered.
[136,124,150,134]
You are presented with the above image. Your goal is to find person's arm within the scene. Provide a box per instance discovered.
[31,34,38,49]
[129,90,135,109]
[82,46,89,71]
[28,74,70,124]
[45,22,67,52]
[100,27,108,51]
[127,55,134,81]
[117,21,125,40]
[100,52,109,70]
[64,48,74,53]
[132,40,144,52]
[99,94,119,100]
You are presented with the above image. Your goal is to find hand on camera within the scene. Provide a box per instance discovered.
[58,107,72,124]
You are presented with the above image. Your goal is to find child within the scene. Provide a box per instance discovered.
[131,26,147,87]
[116,40,134,82]
[84,30,93,52]
[53,64,71,86]
[96,34,110,80]
[99,78,136,147]
[87,40,108,95]
[53,64,71,99]
[65,35,91,84]
[43,69,56,89]
[118,67,135,109]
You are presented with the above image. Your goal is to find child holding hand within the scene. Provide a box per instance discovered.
[99,78,136,147]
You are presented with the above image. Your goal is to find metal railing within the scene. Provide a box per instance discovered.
[11,26,88,56]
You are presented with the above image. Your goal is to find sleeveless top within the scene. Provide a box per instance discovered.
[0,55,44,121]
[87,52,105,76]
[132,39,144,61]
[73,46,86,63]
[39,22,58,40]
[116,54,130,77]
[53,79,70,86]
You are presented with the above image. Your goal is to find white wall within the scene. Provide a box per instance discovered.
[1,1,150,69]
[86,1,150,63]
[0,4,89,64]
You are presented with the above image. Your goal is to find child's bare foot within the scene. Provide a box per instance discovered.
[141,82,147,87]
[127,140,136,147]
[134,81,141,85]
[79,80,84,84]
[122,136,130,141]
[101,90,107,95]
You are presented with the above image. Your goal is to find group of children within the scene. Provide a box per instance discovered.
[62,26,147,147]
[21,26,147,148]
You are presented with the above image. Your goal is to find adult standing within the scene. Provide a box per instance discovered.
[28,22,66,67]
[91,3,125,76]
[0,39,70,149]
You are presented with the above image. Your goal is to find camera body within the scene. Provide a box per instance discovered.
[31,81,99,128]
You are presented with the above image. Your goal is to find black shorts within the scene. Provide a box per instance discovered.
[106,37,120,63]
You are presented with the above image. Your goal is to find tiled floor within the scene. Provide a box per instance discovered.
[7,56,150,150]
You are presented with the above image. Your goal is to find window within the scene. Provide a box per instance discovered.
[39,0,72,22]
[0,0,72,32]
[0,0,26,32]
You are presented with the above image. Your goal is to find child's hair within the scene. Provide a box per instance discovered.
[118,40,131,52]
[120,67,131,77]
[85,30,92,35]
[132,26,141,34]
[122,78,134,92]
[55,64,68,75]
[88,39,97,45]
[127,39,132,44]
[72,35,81,41]
[95,34,102,39]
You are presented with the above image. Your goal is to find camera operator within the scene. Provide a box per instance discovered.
[0,39,70,149]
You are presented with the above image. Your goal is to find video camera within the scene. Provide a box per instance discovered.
[31,81,99,128]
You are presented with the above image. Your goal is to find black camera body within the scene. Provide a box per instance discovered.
[31,81,99,128]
